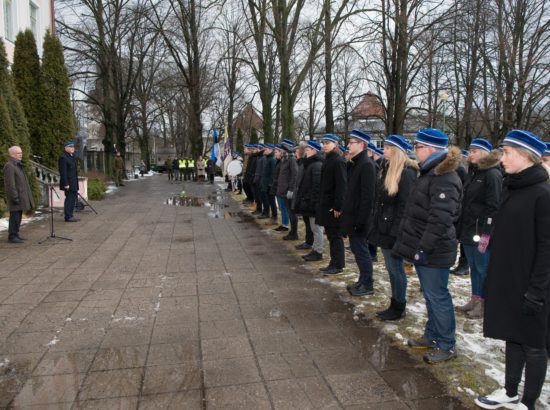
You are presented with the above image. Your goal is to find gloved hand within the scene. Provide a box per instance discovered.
[13,197,20,205]
[414,250,428,265]
[478,234,490,254]
[286,191,293,200]
[522,293,544,316]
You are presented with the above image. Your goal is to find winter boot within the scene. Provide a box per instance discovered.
[466,298,484,319]
[456,296,476,312]
[376,298,395,318]
[379,300,406,321]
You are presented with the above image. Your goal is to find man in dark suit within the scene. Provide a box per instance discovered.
[58,141,79,222]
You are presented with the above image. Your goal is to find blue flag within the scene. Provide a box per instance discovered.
[211,128,218,161]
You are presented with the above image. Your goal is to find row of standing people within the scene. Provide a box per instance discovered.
[240,129,550,410]
[165,157,216,183]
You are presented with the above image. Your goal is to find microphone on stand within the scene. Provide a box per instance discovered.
[32,155,43,159]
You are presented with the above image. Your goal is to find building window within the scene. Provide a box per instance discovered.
[4,0,16,42]
[30,2,39,39]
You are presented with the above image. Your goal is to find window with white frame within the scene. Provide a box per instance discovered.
[3,0,16,42]
[30,1,39,39]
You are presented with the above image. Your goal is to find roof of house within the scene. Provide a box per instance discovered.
[351,92,385,119]
[233,104,263,132]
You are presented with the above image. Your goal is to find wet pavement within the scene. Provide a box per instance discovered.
[0,175,472,409]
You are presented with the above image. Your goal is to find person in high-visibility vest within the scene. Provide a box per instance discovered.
[178,158,185,181]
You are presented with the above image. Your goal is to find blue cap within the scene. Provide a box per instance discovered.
[368,142,384,156]
[543,142,550,156]
[306,140,322,151]
[469,138,492,152]
[384,134,412,153]
[64,140,75,147]
[281,138,296,150]
[349,129,371,143]
[320,134,340,144]
[263,143,275,149]
[274,144,283,150]
[338,144,348,153]
[233,151,242,158]
[415,128,449,149]
[502,130,546,158]
[461,149,469,158]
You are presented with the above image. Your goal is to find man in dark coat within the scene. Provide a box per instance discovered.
[252,145,266,216]
[316,134,347,275]
[259,144,277,220]
[242,145,254,203]
[114,152,125,186]
[294,141,325,261]
[278,139,299,238]
[58,141,80,222]
[244,145,258,209]
[206,159,215,184]
[393,129,462,364]
[3,146,35,243]
[340,130,377,296]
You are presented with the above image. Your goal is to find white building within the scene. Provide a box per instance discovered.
[1,0,54,62]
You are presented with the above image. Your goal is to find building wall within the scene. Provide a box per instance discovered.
[1,0,54,62]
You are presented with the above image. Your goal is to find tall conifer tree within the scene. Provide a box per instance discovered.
[12,30,43,163]
[39,30,75,169]
[0,41,39,212]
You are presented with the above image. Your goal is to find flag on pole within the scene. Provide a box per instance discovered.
[222,125,232,177]
[211,128,218,161]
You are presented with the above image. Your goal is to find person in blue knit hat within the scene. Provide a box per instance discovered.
[475,130,550,410]
[455,138,502,320]
[393,128,462,364]
[543,142,550,166]
[277,139,300,238]
[316,134,347,275]
[369,134,418,319]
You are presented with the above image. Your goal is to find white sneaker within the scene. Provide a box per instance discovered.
[474,388,520,409]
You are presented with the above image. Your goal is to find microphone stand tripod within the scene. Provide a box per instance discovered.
[38,185,72,244]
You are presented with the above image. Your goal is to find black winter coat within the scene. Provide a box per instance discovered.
[316,150,347,228]
[340,150,377,237]
[261,152,276,191]
[392,147,463,268]
[254,154,265,185]
[244,154,258,184]
[59,152,79,192]
[270,159,282,196]
[483,165,550,348]
[294,153,324,217]
[276,153,298,197]
[369,163,418,249]
[457,150,503,245]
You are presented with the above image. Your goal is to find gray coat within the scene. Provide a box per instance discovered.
[3,158,35,212]
[276,153,298,197]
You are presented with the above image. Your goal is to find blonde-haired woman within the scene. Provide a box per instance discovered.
[369,135,418,320]
[475,130,550,410]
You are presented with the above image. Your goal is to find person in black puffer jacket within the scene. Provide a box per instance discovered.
[260,144,277,220]
[340,130,377,296]
[455,139,502,319]
[292,143,314,247]
[393,128,462,365]
[316,134,347,275]
[294,141,325,261]
[475,130,550,410]
[277,139,299,237]
[369,135,418,320]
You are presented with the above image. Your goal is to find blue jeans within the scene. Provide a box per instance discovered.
[414,265,456,351]
[349,235,373,288]
[381,248,407,304]
[276,196,289,226]
[462,244,490,298]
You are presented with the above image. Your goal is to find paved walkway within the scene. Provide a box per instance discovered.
[0,175,471,409]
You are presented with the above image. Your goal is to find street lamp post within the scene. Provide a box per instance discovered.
[439,91,449,133]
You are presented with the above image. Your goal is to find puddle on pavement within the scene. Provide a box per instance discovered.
[164,196,205,207]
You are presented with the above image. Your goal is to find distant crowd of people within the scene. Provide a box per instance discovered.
[236,129,549,410]
[164,156,216,184]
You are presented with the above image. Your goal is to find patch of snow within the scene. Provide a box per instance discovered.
[0,211,48,233]
[105,185,118,194]
[47,335,59,346]
[0,358,10,368]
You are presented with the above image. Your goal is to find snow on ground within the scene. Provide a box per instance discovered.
[237,196,550,409]
[0,210,48,233]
